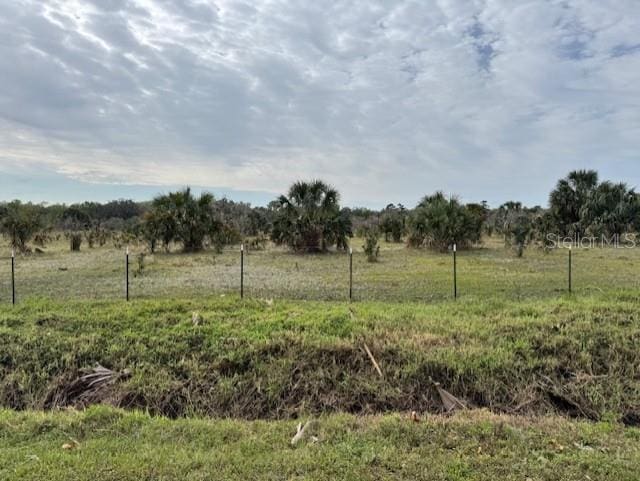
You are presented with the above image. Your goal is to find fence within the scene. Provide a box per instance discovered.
[2,242,627,305]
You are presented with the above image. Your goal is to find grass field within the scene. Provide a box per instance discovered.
[2,294,640,420]
[2,239,640,479]
[1,237,640,303]
[2,406,639,481]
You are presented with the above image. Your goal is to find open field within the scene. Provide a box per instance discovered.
[3,241,640,479]
[2,406,639,481]
[2,237,640,303]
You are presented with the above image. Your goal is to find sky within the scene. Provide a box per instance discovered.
[1,0,639,208]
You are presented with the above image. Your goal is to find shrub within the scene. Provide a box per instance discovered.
[0,201,44,252]
[271,180,352,252]
[143,188,224,252]
[69,233,82,251]
[362,228,380,262]
[407,192,481,251]
[380,204,406,242]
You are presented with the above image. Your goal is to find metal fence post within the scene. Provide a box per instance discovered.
[453,243,457,299]
[11,248,15,305]
[568,244,572,293]
[125,246,130,302]
[349,247,353,301]
[240,243,244,299]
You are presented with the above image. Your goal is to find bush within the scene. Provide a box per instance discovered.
[380,204,406,242]
[362,228,380,262]
[143,188,224,252]
[407,193,481,251]
[0,201,45,252]
[134,253,146,277]
[69,233,82,251]
[271,180,352,252]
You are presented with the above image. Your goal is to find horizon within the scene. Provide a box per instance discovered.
[0,168,636,211]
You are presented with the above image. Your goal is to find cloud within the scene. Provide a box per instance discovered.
[0,0,639,207]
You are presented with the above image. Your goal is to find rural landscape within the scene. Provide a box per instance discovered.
[2,170,640,479]
[2,0,640,479]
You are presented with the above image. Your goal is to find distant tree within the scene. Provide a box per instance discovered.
[246,207,272,236]
[407,192,481,251]
[61,205,98,250]
[548,170,640,239]
[362,226,381,262]
[491,201,523,243]
[496,203,533,257]
[96,199,142,221]
[139,210,162,253]
[465,201,490,244]
[271,180,352,252]
[380,204,405,242]
[549,170,599,237]
[144,188,222,252]
[581,181,640,237]
[0,201,45,252]
[61,206,92,231]
[532,211,556,251]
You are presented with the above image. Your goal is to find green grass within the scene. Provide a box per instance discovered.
[2,406,639,480]
[2,294,640,420]
[2,237,640,302]
[3,239,640,479]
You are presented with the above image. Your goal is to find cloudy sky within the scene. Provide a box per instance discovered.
[1,0,639,208]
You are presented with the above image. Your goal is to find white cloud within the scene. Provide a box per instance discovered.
[0,0,639,207]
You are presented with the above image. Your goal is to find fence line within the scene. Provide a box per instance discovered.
[2,244,585,305]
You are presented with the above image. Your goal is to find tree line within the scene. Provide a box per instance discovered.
[1,170,639,259]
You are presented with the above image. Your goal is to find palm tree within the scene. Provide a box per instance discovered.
[581,182,639,236]
[407,192,481,251]
[549,170,599,237]
[144,188,222,252]
[271,180,352,252]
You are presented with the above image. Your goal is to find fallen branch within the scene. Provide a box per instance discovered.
[363,343,383,378]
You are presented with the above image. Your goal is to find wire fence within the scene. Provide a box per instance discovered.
[2,242,640,305]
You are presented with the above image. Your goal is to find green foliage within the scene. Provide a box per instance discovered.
[465,201,489,244]
[532,211,556,251]
[494,202,534,257]
[0,201,45,252]
[144,188,223,252]
[407,193,481,251]
[211,224,242,253]
[507,214,533,257]
[549,170,639,238]
[61,206,92,231]
[362,227,380,262]
[140,208,174,252]
[549,170,599,237]
[380,203,406,242]
[271,180,352,252]
[582,181,640,236]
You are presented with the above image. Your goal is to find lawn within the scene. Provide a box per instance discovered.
[2,406,639,481]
